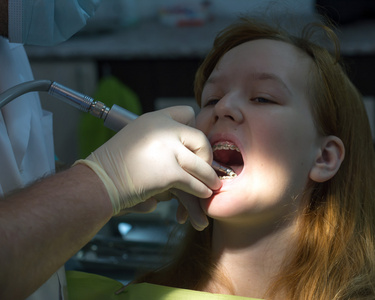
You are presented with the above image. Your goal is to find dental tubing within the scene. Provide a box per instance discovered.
[0,80,235,213]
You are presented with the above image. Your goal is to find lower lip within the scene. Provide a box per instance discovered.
[218,175,236,180]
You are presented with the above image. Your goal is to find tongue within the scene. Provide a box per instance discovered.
[214,149,243,165]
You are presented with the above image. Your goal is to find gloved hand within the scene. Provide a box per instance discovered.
[75,106,221,230]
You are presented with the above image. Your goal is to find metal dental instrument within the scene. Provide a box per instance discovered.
[0,80,235,175]
[211,161,237,178]
[0,80,137,132]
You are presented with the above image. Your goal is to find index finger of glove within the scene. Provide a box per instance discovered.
[166,117,213,166]
[155,106,212,164]
[176,147,222,191]
[159,106,196,127]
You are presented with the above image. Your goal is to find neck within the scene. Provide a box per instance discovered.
[207,217,298,298]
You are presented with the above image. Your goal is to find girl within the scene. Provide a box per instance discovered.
[135,17,375,300]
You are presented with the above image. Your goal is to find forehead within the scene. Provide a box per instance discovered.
[209,39,313,95]
[218,39,311,70]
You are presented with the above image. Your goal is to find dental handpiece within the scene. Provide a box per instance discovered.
[0,80,137,132]
[48,81,138,132]
[0,80,236,176]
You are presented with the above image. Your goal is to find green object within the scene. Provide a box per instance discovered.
[66,271,262,300]
[79,76,142,158]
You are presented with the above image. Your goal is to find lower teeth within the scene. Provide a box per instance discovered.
[219,174,237,180]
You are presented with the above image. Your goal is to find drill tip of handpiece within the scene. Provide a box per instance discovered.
[212,161,237,178]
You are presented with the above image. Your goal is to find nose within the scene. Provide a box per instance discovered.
[213,93,244,123]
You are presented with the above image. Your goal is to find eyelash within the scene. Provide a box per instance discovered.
[251,97,275,104]
[203,99,220,107]
[203,97,275,107]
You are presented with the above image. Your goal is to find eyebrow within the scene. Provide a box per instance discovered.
[205,72,293,96]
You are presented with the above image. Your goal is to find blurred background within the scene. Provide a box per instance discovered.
[24,0,375,283]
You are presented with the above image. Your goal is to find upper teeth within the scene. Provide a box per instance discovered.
[212,142,240,152]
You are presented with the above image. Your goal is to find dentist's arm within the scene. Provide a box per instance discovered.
[0,164,113,300]
[0,106,220,300]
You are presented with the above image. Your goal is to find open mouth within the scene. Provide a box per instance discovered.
[212,141,244,179]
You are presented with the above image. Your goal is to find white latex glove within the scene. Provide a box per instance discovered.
[75,106,221,229]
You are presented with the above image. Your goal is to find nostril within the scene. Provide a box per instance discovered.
[214,114,235,122]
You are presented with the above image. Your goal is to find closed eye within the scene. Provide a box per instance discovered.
[251,97,275,104]
[203,99,220,107]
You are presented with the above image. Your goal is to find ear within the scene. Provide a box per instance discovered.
[309,136,345,183]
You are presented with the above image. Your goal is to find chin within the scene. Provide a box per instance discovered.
[200,192,252,220]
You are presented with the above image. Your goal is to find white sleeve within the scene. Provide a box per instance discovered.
[8,0,102,46]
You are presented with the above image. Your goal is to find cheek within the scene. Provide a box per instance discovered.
[195,111,210,132]
[251,114,317,169]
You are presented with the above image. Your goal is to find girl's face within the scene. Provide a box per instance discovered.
[196,39,322,225]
